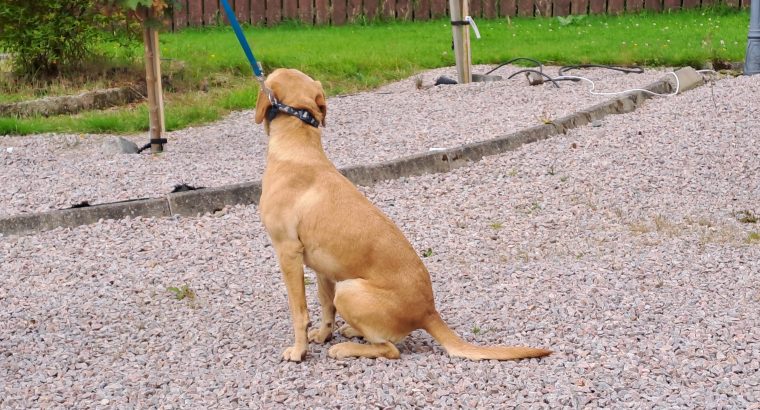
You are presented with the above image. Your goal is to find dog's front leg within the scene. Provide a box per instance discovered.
[274,240,310,362]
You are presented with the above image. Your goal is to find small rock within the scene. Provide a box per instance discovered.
[102,137,139,155]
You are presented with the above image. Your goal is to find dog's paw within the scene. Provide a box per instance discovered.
[308,327,333,344]
[327,344,353,359]
[338,324,363,339]
[282,346,307,362]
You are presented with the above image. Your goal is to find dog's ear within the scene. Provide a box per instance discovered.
[315,81,327,126]
[254,87,271,124]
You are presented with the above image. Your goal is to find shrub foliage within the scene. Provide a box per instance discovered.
[0,1,110,77]
[0,0,172,79]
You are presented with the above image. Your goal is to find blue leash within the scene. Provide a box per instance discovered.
[219,0,264,80]
[219,0,320,126]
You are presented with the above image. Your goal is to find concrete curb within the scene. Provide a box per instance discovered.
[0,75,680,237]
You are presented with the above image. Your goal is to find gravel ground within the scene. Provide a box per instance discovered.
[0,64,673,217]
[2,68,760,408]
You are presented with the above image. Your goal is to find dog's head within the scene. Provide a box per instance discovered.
[254,68,327,132]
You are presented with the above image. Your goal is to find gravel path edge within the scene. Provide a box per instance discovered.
[0,74,682,237]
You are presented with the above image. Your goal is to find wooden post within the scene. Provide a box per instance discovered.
[449,0,471,83]
[140,6,166,154]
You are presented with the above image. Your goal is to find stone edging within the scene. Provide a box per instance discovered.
[0,74,683,237]
[0,85,146,118]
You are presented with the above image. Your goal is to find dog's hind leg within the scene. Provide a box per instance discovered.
[327,279,407,359]
[337,323,363,339]
[308,275,336,344]
[328,341,400,359]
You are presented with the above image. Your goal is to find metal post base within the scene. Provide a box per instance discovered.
[746,39,760,75]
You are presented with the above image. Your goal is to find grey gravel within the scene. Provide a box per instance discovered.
[2,66,760,408]
[0,65,672,216]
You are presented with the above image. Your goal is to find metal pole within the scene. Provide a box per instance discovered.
[746,0,760,75]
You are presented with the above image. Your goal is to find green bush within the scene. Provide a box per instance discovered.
[0,0,109,77]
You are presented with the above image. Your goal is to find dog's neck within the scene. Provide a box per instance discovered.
[265,116,328,163]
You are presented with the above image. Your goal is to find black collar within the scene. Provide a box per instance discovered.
[266,100,320,128]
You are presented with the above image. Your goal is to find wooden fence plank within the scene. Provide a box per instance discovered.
[297,0,312,23]
[431,0,448,18]
[173,0,189,29]
[626,0,643,12]
[315,0,329,23]
[364,0,379,19]
[701,0,716,6]
[283,0,299,18]
[252,0,266,24]
[644,0,662,11]
[571,0,588,13]
[267,0,282,25]
[396,0,412,19]
[467,0,480,17]
[607,0,623,13]
[188,0,204,25]
[554,0,571,15]
[682,0,700,7]
[518,0,534,16]
[381,0,396,18]
[743,0,751,9]
[349,0,363,21]
[588,0,605,13]
[204,0,219,25]
[333,0,348,24]
[236,0,251,23]
[663,0,680,10]
[414,0,431,20]
[535,0,552,16]
[500,0,516,16]
[482,0,497,17]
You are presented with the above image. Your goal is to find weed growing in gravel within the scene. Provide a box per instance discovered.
[507,169,518,177]
[490,221,503,230]
[735,210,758,224]
[472,325,481,335]
[421,248,434,258]
[746,232,760,244]
[653,214,679,236]
[539,112,554,125]
[167,284,196,301]
[304,277,314,286]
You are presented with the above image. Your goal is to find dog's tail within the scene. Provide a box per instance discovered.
[423,312,552,361]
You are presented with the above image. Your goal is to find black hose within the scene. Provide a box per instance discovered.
[558,64,644,76]
[484,58,544,75]
[479,59,645,89]
[506,69,561,88]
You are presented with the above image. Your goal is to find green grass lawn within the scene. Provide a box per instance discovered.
[0,7,749,136]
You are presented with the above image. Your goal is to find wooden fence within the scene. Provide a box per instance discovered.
[170,0,751,29]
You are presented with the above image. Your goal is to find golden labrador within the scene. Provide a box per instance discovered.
[255,68,551,361]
